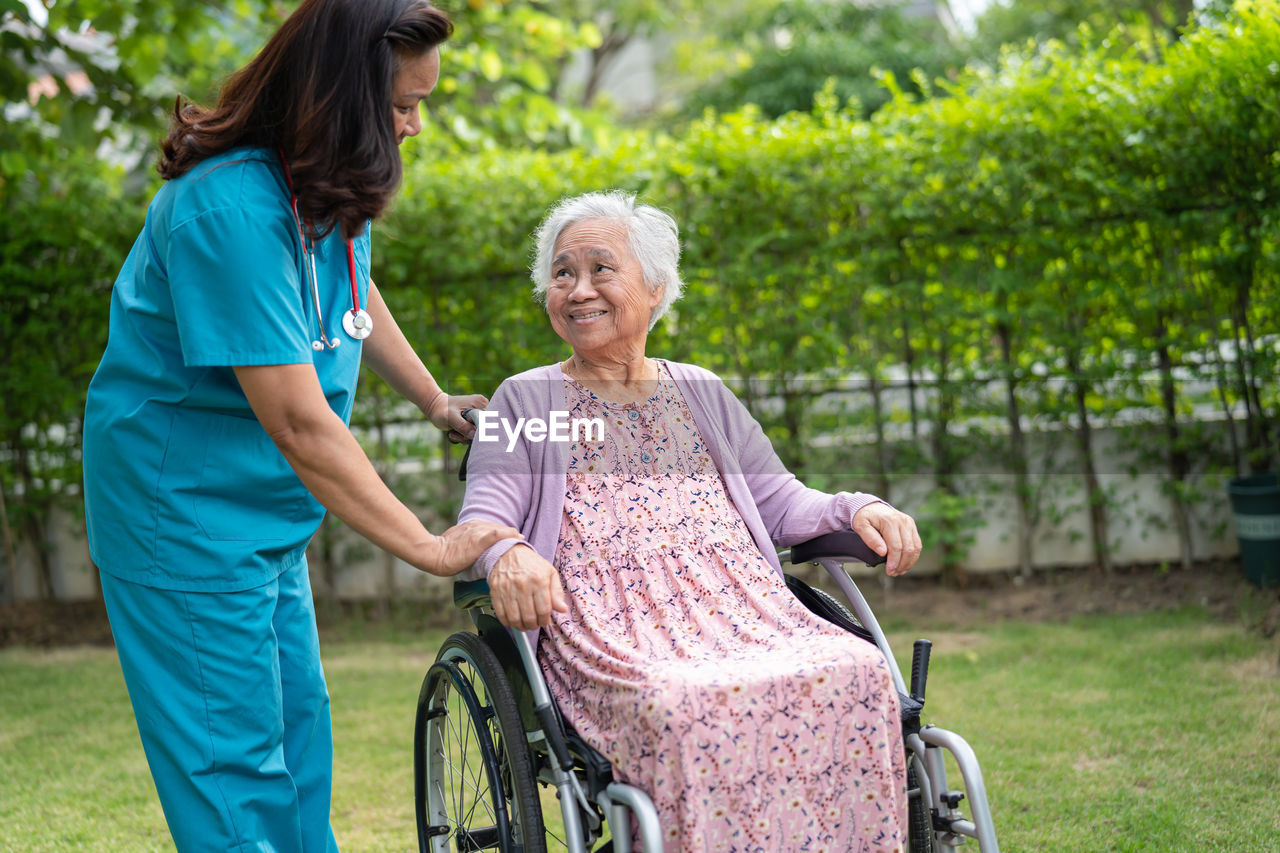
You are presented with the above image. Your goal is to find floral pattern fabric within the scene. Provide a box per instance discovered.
[538,364,907,852]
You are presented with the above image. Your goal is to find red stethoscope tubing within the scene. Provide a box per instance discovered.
[278,152,364,345]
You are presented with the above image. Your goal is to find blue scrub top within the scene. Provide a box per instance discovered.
[83,147,371,592]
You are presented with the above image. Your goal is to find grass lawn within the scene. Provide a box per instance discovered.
[1,606,1277,852]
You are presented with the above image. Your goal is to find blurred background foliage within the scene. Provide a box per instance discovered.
[1,0,1277,601]
[677,0,967,119]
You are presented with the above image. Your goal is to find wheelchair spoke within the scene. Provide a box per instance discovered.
[440,750,490,825]
[440,666,507,845]
[463,683,500,828]
[419,632,548,853]
[435,715,473,829]
[447,708,496,830]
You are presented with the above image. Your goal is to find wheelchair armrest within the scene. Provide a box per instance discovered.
[789,530,886,567]
[452,579,492,610]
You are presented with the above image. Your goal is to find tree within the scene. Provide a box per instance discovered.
[677,0,967,120]
[419,0,764,147]
[967,0,1223,62]
[1,1,285,170]
[413,0,610,150]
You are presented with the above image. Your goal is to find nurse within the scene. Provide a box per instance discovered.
[80,1,517,850]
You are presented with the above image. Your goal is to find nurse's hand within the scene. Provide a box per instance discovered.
[427,391,489,444]
[489,544,568,630]
[426,520,523,576]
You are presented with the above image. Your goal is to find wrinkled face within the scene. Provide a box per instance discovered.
[547,218,663,360]
[391,48,440,145]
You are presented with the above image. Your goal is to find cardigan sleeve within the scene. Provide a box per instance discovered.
[713,376,886,547]
[456,378,535,577]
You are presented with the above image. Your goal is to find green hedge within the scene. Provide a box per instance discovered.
[3,1,1277,595]
[375,2,1278,574]
[0,140,135,600]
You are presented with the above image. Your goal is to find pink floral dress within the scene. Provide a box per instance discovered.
[537,365,907,852]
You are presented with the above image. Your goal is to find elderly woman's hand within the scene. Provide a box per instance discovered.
[489,543,569,630]
[852,503,923,577]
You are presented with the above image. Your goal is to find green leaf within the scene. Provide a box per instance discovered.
[479,49,503,82]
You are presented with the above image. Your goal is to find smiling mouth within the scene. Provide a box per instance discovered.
[571,311,607,321]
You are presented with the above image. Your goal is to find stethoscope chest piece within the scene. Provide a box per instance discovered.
[342,308,373,340]
[279,150,370,351]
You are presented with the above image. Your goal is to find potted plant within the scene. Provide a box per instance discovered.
[1219,238,1279,588]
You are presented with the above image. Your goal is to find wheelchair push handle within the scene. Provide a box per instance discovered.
[910,638,932,702]
[457,408,483,482]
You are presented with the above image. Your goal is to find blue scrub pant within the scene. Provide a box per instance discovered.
[100,560,339,853]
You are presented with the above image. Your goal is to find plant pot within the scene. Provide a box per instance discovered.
[1227,473,1280,588]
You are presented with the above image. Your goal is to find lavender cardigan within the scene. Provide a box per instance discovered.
[458,360,884,584]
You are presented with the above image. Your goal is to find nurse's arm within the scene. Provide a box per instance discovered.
[360,281,485,442]
[233,363,520,576]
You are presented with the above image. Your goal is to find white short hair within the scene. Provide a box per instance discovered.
[530,190,684,330]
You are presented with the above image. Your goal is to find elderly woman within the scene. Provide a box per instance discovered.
[458,191,921,852]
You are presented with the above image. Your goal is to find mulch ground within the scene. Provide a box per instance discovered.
[3,559,1278,650]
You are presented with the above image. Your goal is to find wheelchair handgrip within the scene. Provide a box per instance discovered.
[789,530,886,567]
[911,638,932,702]
[458,409,481,482]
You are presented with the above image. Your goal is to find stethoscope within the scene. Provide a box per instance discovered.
[278,151,373,350]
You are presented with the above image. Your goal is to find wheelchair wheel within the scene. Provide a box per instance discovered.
[415,631,546,853]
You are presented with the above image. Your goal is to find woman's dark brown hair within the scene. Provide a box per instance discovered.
[160,0,452,239]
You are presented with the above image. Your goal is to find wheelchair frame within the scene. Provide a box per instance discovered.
[414,530,1001,852]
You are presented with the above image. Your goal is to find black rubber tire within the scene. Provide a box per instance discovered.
[415,631,546,853]
[906,761,935,853]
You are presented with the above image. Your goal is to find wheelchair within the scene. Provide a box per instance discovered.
[413,529,1001,852]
